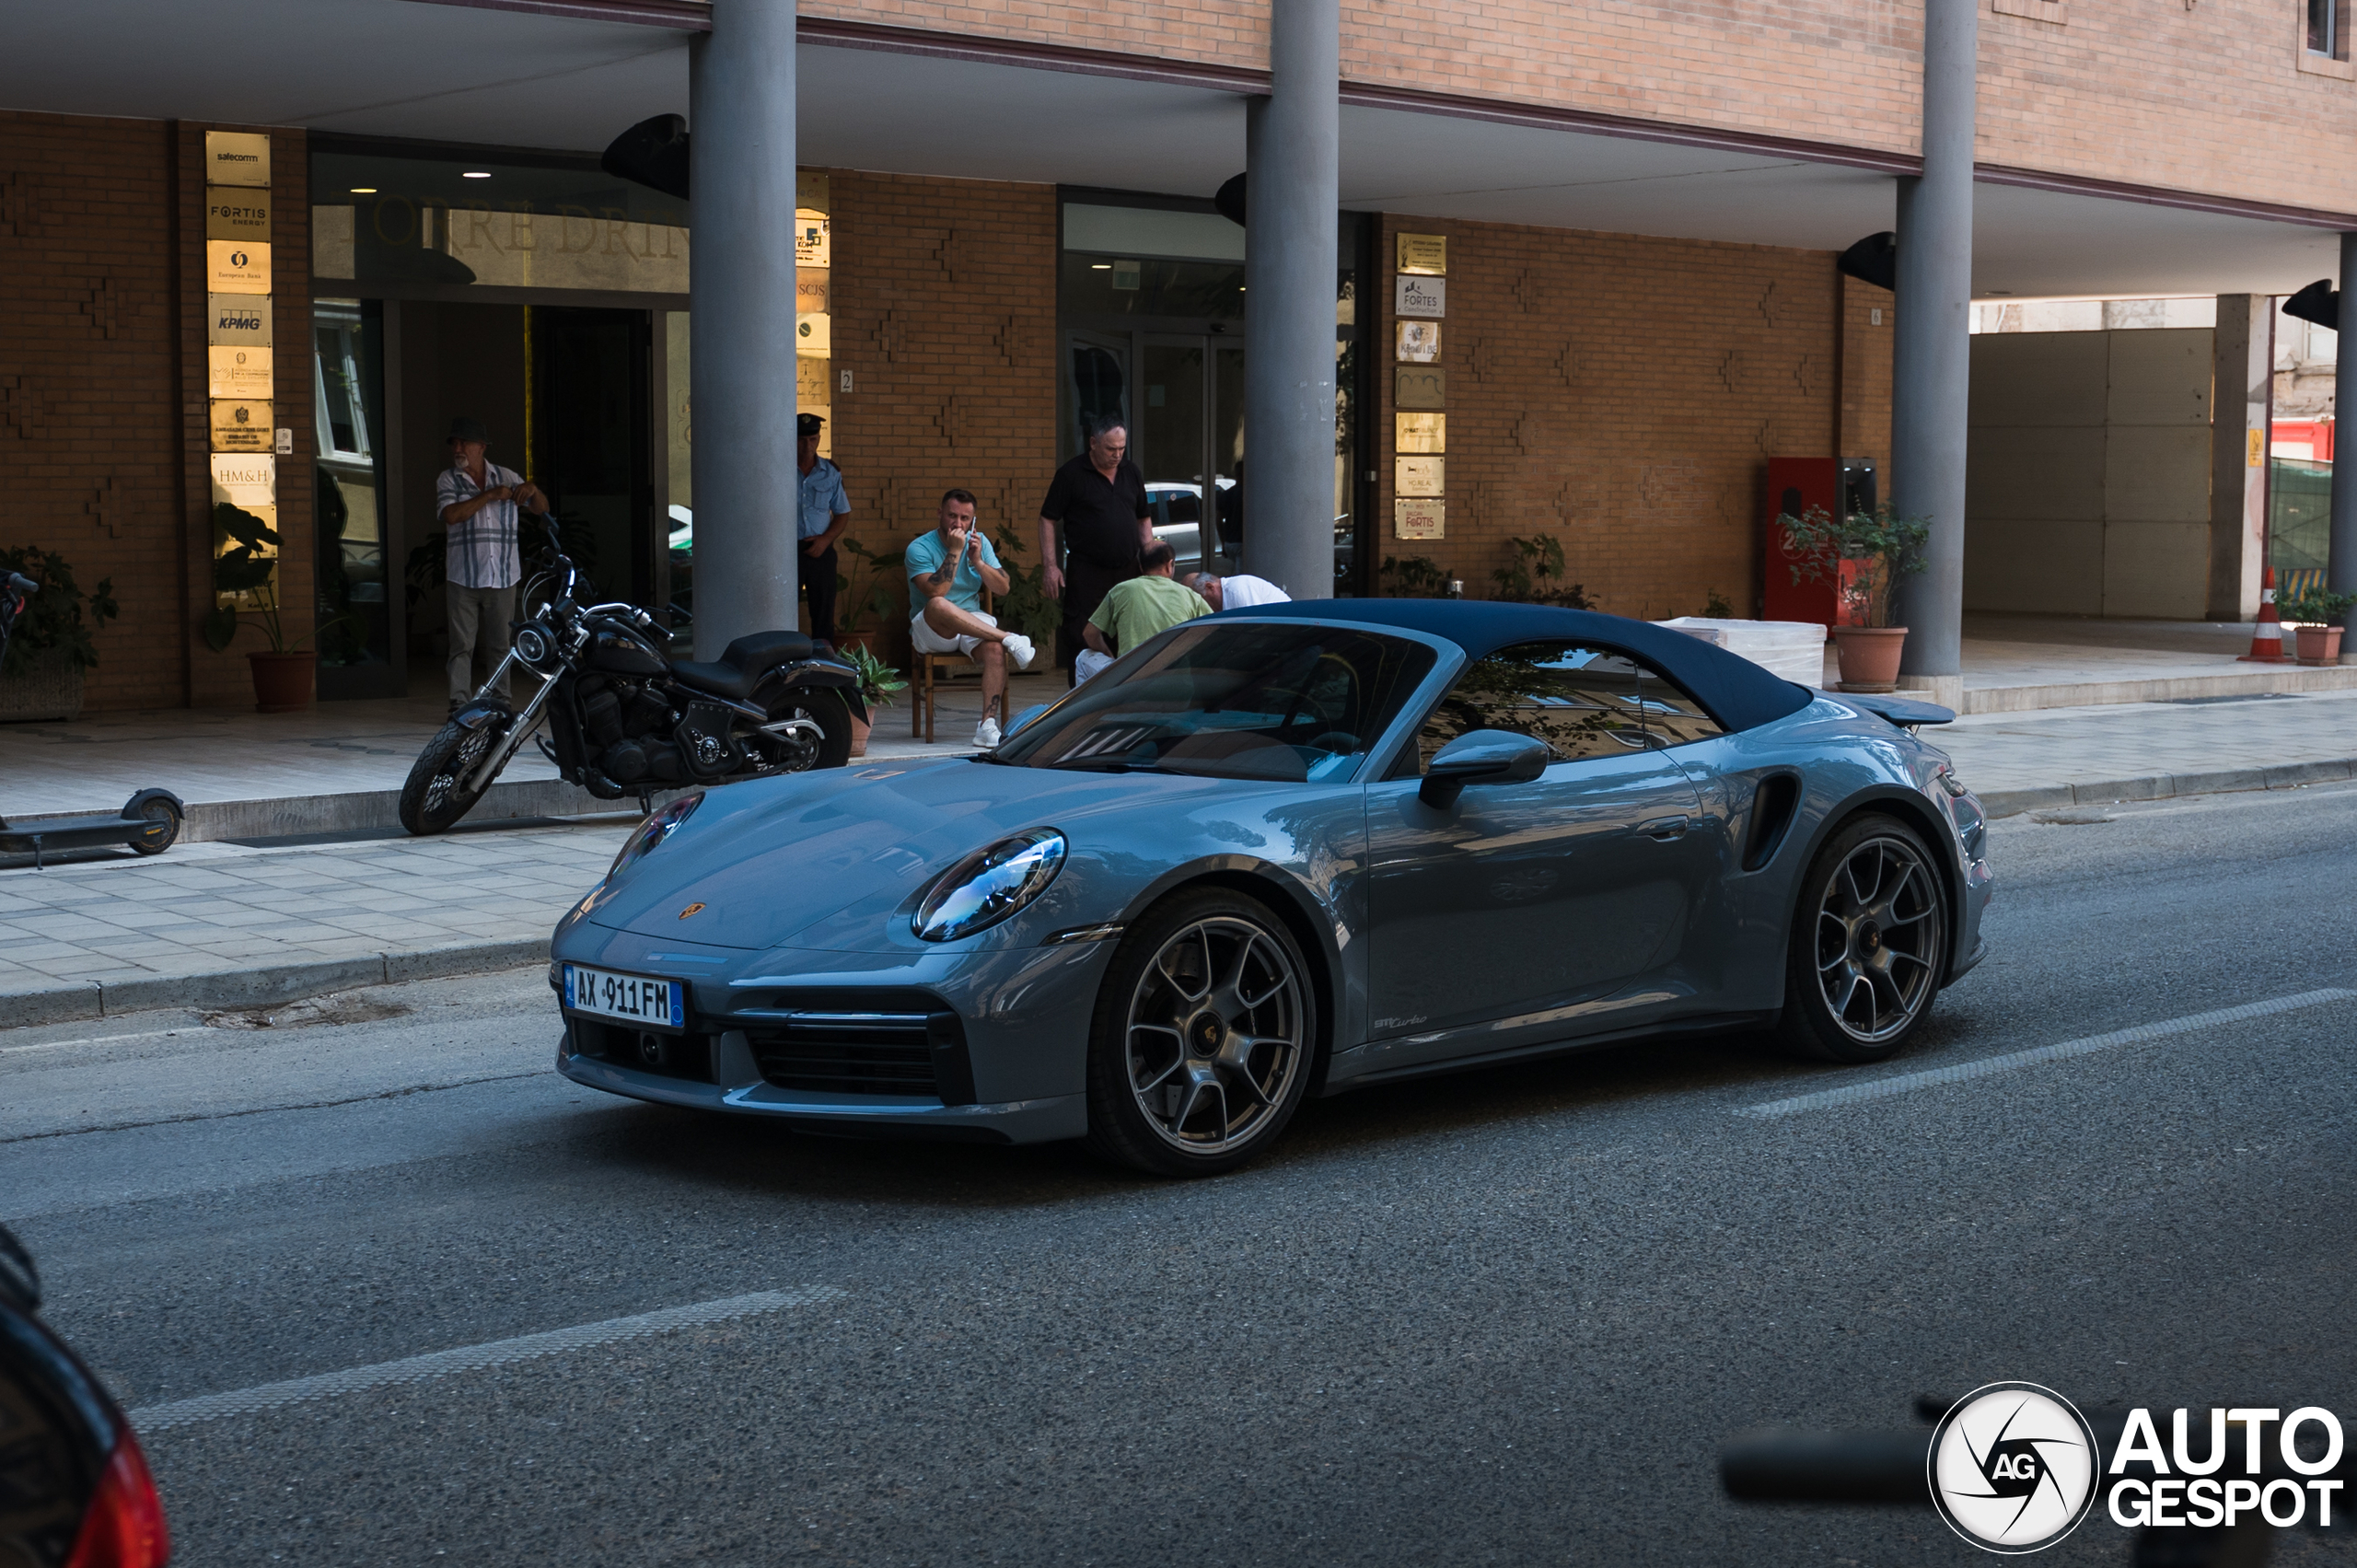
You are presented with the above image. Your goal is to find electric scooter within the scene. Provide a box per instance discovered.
[0,571,183,868]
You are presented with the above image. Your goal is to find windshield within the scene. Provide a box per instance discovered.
[993,621,1438,783]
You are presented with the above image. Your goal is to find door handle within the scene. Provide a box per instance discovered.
[1639,814,1690,841]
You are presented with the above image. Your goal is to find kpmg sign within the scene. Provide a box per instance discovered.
[206,293,271,346]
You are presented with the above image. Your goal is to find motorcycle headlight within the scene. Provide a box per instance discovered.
[514,621,559,670]
[609,791,702,880]
[913,830,1066,943]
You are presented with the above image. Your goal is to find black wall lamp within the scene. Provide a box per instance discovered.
[602,113,691,202]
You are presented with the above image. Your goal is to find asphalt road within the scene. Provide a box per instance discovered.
[6,783,2354,1567]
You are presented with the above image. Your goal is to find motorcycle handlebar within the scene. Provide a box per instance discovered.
[5,573,36,597]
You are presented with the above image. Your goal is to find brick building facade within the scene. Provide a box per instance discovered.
[2,0,2347,710]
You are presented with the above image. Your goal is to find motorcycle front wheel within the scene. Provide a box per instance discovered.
[749,686,853,774]
[399,715,505,834]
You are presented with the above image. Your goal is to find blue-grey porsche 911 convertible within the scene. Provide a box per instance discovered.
[550,600,1991,1177]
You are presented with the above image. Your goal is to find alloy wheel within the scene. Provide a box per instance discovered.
[1123,915,1306,1156]
[1811,834,1944,1044]
[422,725,493,819]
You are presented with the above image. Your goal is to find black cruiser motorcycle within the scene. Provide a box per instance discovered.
[397,524,862,835]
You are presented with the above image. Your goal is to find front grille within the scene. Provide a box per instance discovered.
[570,1017,714,1083]
[731,990,974,1104]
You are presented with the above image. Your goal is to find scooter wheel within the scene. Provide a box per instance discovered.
[127,796,182,855]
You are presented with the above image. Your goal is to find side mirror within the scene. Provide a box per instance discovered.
[1418,729,1552,808]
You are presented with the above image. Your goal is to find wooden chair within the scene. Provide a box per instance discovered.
[911,587,993,743]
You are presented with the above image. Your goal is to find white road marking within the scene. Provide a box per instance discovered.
[1735,988,2357,1121]
[0,1028,194,1056]
[127,1285,845,1433]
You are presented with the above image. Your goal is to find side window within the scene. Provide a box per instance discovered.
[1637,666,1725,749]
[1405,640,1727,773]
[1411,642,1650,771]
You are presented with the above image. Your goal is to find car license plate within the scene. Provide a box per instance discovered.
[562,964,686,1033]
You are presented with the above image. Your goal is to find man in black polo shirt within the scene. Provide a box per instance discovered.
[1038,412,1155,682]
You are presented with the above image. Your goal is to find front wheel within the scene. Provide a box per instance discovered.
[399,715,505,835]
[1084,889,1317,1178]
[747,685,853,774]
[1777,815,1948,1064]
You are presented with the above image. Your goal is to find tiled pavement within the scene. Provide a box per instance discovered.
[6,679,2356,1024]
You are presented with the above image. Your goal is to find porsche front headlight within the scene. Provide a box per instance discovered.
[913,830,1066,942]
[609,791,702,880]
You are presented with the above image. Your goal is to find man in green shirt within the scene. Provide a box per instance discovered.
[1078,540,1208,680]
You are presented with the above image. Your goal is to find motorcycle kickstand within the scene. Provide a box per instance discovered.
[637,789,653,817]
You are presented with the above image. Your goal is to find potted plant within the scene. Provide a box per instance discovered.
[203,503,348,713]
[1779,502,1932,692]
[839,643,907,758]
[2279,583,2356,665]
[832,538,907,656]
[1489,534,1593,608]
[0,546,118,722]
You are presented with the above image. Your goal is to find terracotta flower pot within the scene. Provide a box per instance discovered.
[1830,625,1908,692]
[247,651,317,714]
[2294,624,2344,666]
[848,712,872,758]
[834,630,877,658]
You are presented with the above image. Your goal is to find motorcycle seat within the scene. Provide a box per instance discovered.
[667,660,760,701]
[720,630,813,671]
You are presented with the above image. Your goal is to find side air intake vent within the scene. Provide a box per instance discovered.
[1744,772,1803,872]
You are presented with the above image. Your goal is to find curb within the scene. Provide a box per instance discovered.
[1979,757,2357,818]
[9,937,550,1028]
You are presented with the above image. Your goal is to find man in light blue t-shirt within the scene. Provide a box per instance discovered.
[907,488,1037,749]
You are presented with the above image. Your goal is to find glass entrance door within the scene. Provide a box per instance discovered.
[1137,335,1246,576]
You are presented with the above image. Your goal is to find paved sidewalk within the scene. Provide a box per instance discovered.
[6,683,2356,1026]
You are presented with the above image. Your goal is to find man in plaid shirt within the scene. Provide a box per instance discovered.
[436,416,549,712]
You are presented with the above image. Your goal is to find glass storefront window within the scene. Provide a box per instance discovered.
[311,298,391,676]
[311,143,691,295]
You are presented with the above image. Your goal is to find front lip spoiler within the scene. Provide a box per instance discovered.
[556,1047,1087,1144]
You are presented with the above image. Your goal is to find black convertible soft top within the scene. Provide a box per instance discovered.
[1231,598,1817,735]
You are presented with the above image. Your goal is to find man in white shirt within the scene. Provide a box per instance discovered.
[435,416,549,712]
[1180,570,1289,612]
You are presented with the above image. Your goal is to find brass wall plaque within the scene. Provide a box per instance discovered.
[1396,233,1447,275]
[795,210,830,268]
[211,399,273,452]
[1395,497,1445,540]
[1396,412,1446,454]
[1395,366,1446,409]
[203,131,272,189]
[795,313,831,354]
[1396,320,1440,362]
[1395,275,1446,319]
[207,293,272,346]
[1396,455,1445,497]
[206,191,271,242]
[209,452,276,508]
[208,344,272,398]
[206,240,271,294]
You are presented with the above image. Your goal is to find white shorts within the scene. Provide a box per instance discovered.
[1074,648,1114,683]
[911,607,998,658]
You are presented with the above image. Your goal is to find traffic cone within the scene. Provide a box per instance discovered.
[2239,567,2289,662]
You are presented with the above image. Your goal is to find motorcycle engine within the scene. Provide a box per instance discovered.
[676,702,747,778]
[582,676,690,785]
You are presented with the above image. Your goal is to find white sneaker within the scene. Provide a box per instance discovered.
[973,716,1003,749]
[1000,633,1037,672]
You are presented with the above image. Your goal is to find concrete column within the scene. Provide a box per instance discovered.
[1242,0,1341,600]
[1889,0,1977,710]
[688,0,797,659]
[2208,296,2272,622]
[2331,234,2357,638]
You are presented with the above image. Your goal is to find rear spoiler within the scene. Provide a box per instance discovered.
[1833,691,1955,728]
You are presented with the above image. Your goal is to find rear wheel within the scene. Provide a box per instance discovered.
[1777,816,1948,1064]
[399,715,503,835]
[748,685,853,774]
[1084,889,1316,1178]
